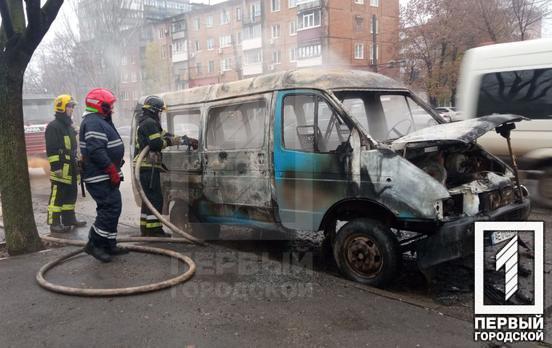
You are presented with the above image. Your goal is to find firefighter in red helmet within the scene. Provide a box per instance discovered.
[79,88,127,262]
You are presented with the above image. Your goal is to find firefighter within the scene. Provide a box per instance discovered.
[45,94,87,233]
[135,95,198,237]
[79,88,127,262]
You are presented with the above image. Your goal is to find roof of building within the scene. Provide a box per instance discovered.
[161,68,406,107]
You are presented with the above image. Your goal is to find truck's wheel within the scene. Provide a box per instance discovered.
[170,201,220,241]
[333,218,400,287]
[537,167,552,208]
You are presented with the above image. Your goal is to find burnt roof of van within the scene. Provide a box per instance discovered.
[161,68,406,106]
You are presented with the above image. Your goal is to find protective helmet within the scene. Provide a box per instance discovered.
[54,94,77,113]
[142,95,165,114]
[85,88,117,115]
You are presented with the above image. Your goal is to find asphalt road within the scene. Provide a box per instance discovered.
[0,167,550,346]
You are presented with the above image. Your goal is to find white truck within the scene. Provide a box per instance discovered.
[457,38,552,207]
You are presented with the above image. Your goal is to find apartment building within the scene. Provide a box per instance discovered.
[158,0,399,88]
[113,0,399,120]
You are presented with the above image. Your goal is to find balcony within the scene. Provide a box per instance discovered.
[242,37,263,50]
[297,0,322,11]
[172,51,188,63]
[172,30,186,40]
[296,56,322,67]
[242,13,262,25]
[242,62,263,76]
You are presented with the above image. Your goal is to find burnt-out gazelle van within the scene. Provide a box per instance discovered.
[132,68,530,287]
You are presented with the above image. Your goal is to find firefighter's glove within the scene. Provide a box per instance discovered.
[104,163,121,187]
[53,169,63,177]
[168,135,181,146]
[181,135,199,150]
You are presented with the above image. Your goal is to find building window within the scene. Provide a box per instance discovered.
[298,43,321,59]
[208,60,215,73]
[243,24,262,40]
[121,55,128,65]
[244,48,262,64]
[370,16,379,34]
[196,62,202,75]
[354,16,364,32]
[236,7,242,21]
[289,47,297,62]
[236,32,242,45]
[272,50,281,64]
[194,40,200,51]
[221,57,232,71]
[288,0,298,8]
[158,28,165,39]
[370,0,379,6]
[219,35,232,48]
[354,42,364,59]
[271,24,280,39]
[220,9,230,24]
[298,10,321,30]
[354,0,364,4]
[271,0,280,12]
[207,15,213,27]
[207,38,215,50]
[193,17,200,31]
[250,2,261,20]
[289,20,297,35]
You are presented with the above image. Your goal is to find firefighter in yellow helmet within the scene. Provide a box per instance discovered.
[45,95,87,233]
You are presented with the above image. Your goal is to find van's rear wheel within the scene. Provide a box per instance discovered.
[537,167,552,208]
[333,218,400,287]
[170,201,220,241]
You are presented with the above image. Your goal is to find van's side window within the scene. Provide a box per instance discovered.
[283,94,350,153]
[169,112,201,147]
[477,68,552,119]
[206,100,266,150]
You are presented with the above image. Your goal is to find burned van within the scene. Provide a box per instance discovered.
[132,68,530,287]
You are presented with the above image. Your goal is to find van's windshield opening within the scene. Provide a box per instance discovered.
[335,91,440,142]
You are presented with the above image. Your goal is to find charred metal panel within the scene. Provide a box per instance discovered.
[391,114,526,150]
[358,149,451,219]
[162,68,405,107]
[202,150,271,208]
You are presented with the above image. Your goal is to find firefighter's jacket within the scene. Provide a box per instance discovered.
[134,112,171,170]
[45,113,79,185]
[79,112,125,184]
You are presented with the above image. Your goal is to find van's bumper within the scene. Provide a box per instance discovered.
[416,198,531,270]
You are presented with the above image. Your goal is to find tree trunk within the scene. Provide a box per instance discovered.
[0,56,43,255]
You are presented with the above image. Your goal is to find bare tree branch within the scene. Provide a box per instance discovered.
[24,0,40,35]
[0,0,15,40]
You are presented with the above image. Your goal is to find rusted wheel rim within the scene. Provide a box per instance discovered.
[344,235,383,279]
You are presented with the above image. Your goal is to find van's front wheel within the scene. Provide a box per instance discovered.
[170,201,221,241]
[333,218,400,287]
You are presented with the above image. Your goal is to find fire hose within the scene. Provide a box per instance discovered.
[36,145,204,296]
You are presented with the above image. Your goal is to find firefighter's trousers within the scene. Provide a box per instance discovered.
[85,180,122,248]
[139,168,164,234]
[47,181,78,226]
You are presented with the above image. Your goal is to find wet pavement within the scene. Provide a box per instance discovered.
[0,168,550,345]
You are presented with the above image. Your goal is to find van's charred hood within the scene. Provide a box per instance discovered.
[391,114,526,150]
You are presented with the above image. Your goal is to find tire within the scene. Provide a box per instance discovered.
[170,201,221,241]
[537,167,552,208]
[333,218,400,288]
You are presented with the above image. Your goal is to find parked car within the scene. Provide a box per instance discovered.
[434,106,461,122]
[132,68,530,287]
[458,38,552,207]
